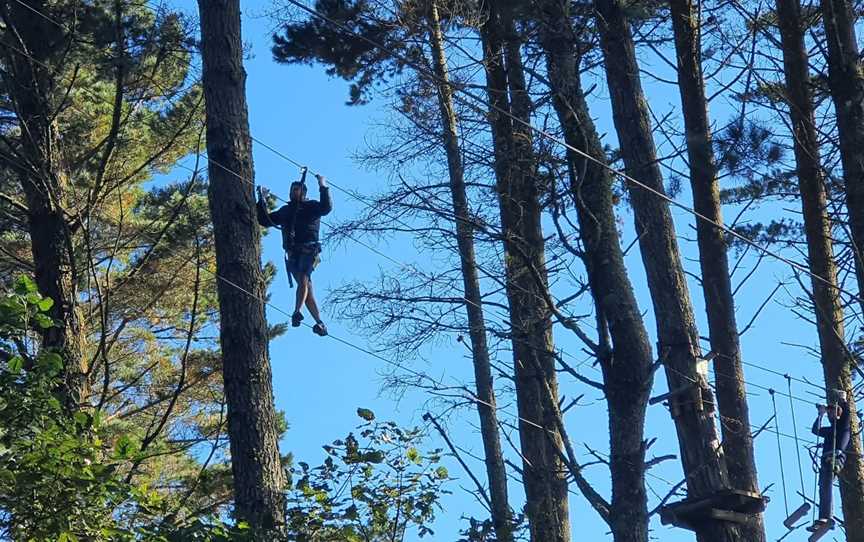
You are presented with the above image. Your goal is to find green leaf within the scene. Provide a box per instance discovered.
[34,313,54,329]
[407,447,421,464]
[73,412,90,429]
[435,466,449,479]
[13,276,37,295]
[356,407,375,421]
[114,435,137,459]
[7,355,23,374]
[37,352,63,373]
[37,298,54,312]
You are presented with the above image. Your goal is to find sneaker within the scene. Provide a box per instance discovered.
[312,322,328,336]
[291,311,303,327]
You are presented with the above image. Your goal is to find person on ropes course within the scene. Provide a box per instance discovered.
[807,389,852,533]
[257,169,332,336]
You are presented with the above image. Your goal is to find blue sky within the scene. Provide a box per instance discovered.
[163,1,855,540]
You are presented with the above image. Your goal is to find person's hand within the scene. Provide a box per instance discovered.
[315,173,327,188]
[817,404,827,416]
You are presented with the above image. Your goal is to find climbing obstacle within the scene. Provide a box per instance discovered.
[659,489,767,531]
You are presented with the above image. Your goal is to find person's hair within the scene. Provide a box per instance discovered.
[290,181,307,198]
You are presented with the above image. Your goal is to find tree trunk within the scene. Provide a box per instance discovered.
[536,2,655,541]
[593,1,744,540]
[3,0,87,409]
[667,1,765,539]
[197,0,287,535]
[820,0,864,318]
[426,2,514,540]
[775,1,864,538]
[479,4,570,541]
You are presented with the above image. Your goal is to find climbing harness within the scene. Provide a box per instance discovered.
[259,166,322,289]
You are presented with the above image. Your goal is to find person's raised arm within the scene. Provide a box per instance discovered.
[315,174,332,216]
[256,186,280,227]
[812,404,826,436]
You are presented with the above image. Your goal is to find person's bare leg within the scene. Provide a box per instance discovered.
[304,279,323,323]
[294,273,309,314]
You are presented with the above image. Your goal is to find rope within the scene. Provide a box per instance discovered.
[10,2,862,500]
[787,376,808,498]
[770,388,790,517]
[828,405,839,519]
[812,430,821,523]
[9,0,848,417]
[280,0,864,308]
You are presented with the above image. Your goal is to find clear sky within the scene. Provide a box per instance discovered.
[164,1,854,540]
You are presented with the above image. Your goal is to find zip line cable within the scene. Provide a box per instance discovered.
[8,0,846,405]
[4,0,847,476]
[278,0,864,309]
[0,5,837,484]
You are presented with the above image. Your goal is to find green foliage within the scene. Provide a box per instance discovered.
[0,281,245,541]
[271,0,425,105]
[284,410,450,541]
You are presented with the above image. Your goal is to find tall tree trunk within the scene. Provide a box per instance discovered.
[820,0,864,317]
[775,1,864,538]
[593,1,744,540]
[197,0,287,535]
[667,1,765,540]
[536,2,654,541]
[479,4,570,541]
[426,2,514,540]
[2,0,87,409]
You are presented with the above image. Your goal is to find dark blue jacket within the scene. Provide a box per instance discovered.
[257,187,332,250]
[812,405,852,456]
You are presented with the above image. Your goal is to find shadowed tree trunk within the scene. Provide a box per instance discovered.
[479,2,570,540]
[535,2,654,541]
[593,0,746,540]
[819,0,864,318]
[426,2,514,539]
[197,0,287,535]
[1,0,87,409]
[775,0,864,538]
[666,1,765,539]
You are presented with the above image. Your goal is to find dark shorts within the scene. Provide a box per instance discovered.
[285,249,320,277]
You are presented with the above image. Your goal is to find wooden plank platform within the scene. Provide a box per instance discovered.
[660,489,768,530]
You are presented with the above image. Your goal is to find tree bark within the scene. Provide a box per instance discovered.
[426,2,514,540]
[535,2,655,541]
[197,0,287,535]
[479,3,570,541]
[2,0,87,409]
[666,1,765,539]
[775,1,864,538]
[819,0,864,318]
[593,1,744,540]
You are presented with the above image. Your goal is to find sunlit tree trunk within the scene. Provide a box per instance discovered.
[197,0,287,535]
[426,2,514,539]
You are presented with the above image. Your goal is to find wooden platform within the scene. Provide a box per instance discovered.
[660,489,768,531]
